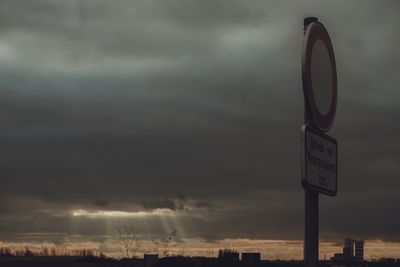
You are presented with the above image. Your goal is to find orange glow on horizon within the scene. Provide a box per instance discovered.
[1,238,400,260]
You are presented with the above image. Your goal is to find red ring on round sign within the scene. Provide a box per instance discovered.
[302,22,337,132]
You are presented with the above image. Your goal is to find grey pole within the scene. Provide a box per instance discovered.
[304,189,319,267]
[303,17,319,267]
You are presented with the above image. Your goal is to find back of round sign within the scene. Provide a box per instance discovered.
[302,20,337,133]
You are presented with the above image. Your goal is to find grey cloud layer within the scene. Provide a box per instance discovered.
[0,0,399,242]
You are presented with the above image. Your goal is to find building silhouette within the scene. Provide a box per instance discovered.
[353,240,364,260]
[332,238,364,262]
[242,252,261,264]
[218,249,239,263]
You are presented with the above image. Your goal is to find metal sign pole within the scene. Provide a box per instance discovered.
[304,94,319,267]
[301,16,337,267]
[305,189,318,267]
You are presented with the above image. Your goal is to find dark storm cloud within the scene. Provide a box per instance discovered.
[0,0,399,242]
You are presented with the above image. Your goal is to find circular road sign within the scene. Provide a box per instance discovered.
[302,19,337,132]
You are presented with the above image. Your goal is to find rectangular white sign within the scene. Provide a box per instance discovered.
[301,125,337,196]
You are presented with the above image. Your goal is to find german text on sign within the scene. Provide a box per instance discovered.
[301,125,337,196]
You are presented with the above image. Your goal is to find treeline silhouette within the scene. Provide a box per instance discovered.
[0,246,105,258]
[1,246,400,267]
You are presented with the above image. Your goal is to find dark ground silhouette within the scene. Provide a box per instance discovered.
[1,256,400,267]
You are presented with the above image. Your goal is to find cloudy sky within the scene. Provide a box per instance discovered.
[0,0,400,259]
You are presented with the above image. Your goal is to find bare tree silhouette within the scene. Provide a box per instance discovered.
[153,230,177,257]
[115,225,141,259]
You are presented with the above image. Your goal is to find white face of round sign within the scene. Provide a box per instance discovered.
[302,22,337,132]
[311,39,333,116]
